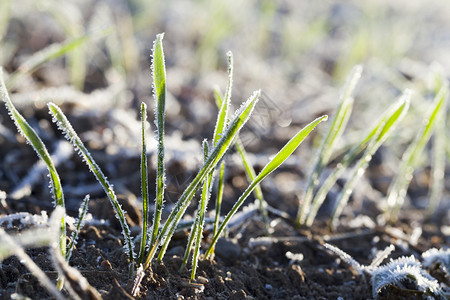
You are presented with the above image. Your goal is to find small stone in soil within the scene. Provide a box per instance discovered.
[215,238,241,264]
[166,245,185,257]
[197,275,208,284]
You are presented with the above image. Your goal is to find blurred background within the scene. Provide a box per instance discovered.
[0,0,449,222]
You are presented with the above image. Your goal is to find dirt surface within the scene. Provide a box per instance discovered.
[0,159,448,299]
[1,0,450,299]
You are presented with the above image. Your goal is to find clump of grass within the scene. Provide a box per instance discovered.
[205,114,327,258]
[296,65,361,227]
[2,32,327,294]
[385,83,448,222]
[329,91,410,228]
[298,79,410,228]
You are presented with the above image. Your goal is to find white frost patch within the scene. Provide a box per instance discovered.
[286,251,304,264]
[0,211,48,229]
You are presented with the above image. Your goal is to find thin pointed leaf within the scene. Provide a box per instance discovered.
[211,53,232,240]
[212,160,225,238]
[191,140,211,280]
[0,68,66,258]
[181,141,210,274]
[179,220,198,273]
[205,115,328,258]
[66,194,90,262]
[149,33,167,249]
[297,65,361,226]
[48,103,135,270]
[235,138,269,233]
[213,51,232,145]
[138,103,150,266]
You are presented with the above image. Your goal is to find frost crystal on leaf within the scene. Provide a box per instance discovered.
[422,248,450,276]
[371,256,441,298]
[324,243,444,299]
[324,243,363,274]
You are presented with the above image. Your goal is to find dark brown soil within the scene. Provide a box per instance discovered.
[1,1,450,299]
[0,181,448,300]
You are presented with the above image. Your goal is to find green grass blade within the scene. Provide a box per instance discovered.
[138,103,150,266]
[205,115,328,259]
[235,138,269,233]
[143,90,260,268]
[297,65,361,227]
[386,85,448,221]
[0,68,66,259]
[6,27,112,90]
[149,33,167,249]
[212,160,225,237]
[213,59,269,234]
[48,102,135,270]
[427,90,447,215]
[330,95,410,228]
[66,194,90,261]
[213,51,232,145]
[211,53,232,241]
[179,220,197,273]
[191,140,211,280]
[214,94,270,233]
[307,90,411,226]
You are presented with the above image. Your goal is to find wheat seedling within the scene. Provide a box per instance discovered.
[329,92,410,228]
[305,90,410,227]
[297,65,361,227]
[385,83,448,222]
